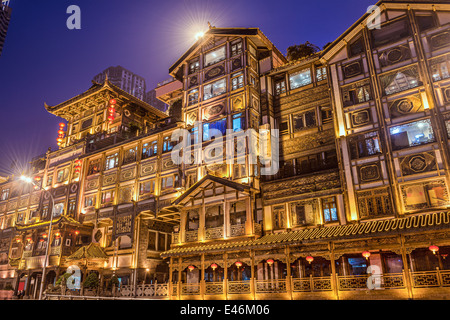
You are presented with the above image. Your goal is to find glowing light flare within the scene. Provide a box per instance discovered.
[194,31,205,40]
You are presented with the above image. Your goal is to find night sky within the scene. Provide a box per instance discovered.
[0,0,374,176]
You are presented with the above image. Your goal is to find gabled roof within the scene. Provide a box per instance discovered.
[15,215,81,231]
[172,174,255,206]
[169,27,287,76]
[45,77,168,120]
[67,243,108,260]
[161,211,450,257]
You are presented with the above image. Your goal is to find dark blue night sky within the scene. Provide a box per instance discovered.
[0,0,374,176]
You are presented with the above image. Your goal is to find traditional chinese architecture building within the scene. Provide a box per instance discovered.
[1,0,450,300]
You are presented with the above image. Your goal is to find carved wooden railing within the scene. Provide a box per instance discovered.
[230,224,245,237]
[255,279,287,293]
[205,227,223,240]
[185,230,198,243]
[410,269,450,288]
[337,273,405,290]
[227,280,251,294]
[119,283,169,297]
[181,283,200,295]
[291,276,333,292]
[204,282,224,295]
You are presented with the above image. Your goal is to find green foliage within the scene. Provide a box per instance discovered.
[55,272,72,286]
[286,42,320,61]
[83,273,99,289]
[110,275,119,286]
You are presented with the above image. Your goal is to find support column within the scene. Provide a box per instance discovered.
[329,242,339,300]
[178,257,182,300]
[200,253,205,300]
[169,257,173,300]
[400,235,414,300]
[285,246,293,300]
[250,250,255,300]
[224,252,228,300]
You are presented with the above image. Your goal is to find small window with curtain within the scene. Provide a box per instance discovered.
[322,197,338,223]
[142,141,157,159]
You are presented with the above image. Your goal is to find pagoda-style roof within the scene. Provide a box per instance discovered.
[15,215,81,231]
[44,77,168,121]
[172,174,257,206]
[66,243,108,261]
[161,211,450,257]
[169,27,287,77]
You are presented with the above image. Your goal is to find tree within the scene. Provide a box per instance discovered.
[286,42,320,61]
[83,273,99,289]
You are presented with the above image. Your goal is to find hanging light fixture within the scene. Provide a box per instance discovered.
[15,238,21,243]
[306,256,314,264]
[54,232,60,238]
[56,123,65,146]
[108,98,117,123]
[429,245,439,254]
[210,263,218,271]
[266,259,274,266]
[442,254,448,260]
[74,230,80,236]
[74,160,82,174]
[188,265,195,272]
[362,251,371,260]
[42,234,48,239]
[235,261,243,268]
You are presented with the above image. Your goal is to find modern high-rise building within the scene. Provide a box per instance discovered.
[0,0,12,57]
[93,66,147,101]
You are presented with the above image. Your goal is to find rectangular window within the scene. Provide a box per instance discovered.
[158,233,166,251]
[68,199,76,216]
[279,117,289,135]
[389,119,435,150]
[203,118,227,141]
[87,159,101,175]
[430,55,450,82]
[161,174,179,190]
[56,168,68,183]
[203,78,226,100]
[371,17,410,48]
[402,180,448,211]
[123,147,137,165]
[46,175,53,187]
[232,113,245,132]
[316,66,327,82]
[348,37,365,57]
[148,231,156,250]
[205,205,224,229]
[273,205,286,229]
[188,88,199,106]
[380,66,420,96]
[231,72,244,90]
[189,59,200,74]
[142,141,157,159]
[231,40,243,56]
[322,197,338,223]
[321,107,333,124]
[53,202,64,216]
[275,79,286,95]
[357,188,393,219]
[105,153,119,170]
[81,118,93,130]
[204,46,226,67]
[163,136,176,153]
[289,68,312,90]
[416,15,436,32]
[42,205,49,219]
[84,195,96,207]
[349,131,382,159]
[293,110,316,131]
[342,81,372,106]
[101,190,115,204]
[290,201,316,226]
[139,180,155,195]
[230,201,246,225]
[1,189,9,201]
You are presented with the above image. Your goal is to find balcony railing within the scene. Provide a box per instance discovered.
[205,226,224,240]
[230,224,245,237]
[205,282,224,295]
[185,230,198,242]
[227,280,251,294]
[181,283,200,295]
[255,279,287,293]
[262,159,338,182]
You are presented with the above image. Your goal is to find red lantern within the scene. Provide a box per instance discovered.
[54,232,60,238]
[235,261,242,268]
[211,263,218,270]
[26,237,32,242]
[74,230,80,236]
[56,138,63,143]
[109,98,117,105]
[34,176,41,181]
[42,234,48,239]
[362,251,371,260]
[266,259,274,266]
[15,238,21,243]
[188,265,195,272]
[306,256,314,264]
[429,245,439,254]
[59,123,65,128]
[442,254,448,260]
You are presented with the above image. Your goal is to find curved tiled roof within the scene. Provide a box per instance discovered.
[67,243,108,260]
[161,211,450,257]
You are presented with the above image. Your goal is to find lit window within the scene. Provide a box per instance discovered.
[203,78,226,100]
[1,189,9,201]
[123,146,137,165]
[84,195,96,207]
[430,55,450,82]
[161,174,179,190]
[139,180,155,195]
[46,175,53,187]
[68,199,76,216]
[389,119,435,150]
[56,168,69,183]
[105,153,119,170]
[53,203,64,216]
[342,81,372,106]
[163,136,176,153]
[232,113,245,132]
[322,197,338,223]
[275,79,286,95]
[273,205,286,229]
[380,67,421,95]
[289,69,312,90]
[231,72,244,90]
[349,131,382,159]
[231,40,243,56]
[87,159,101,175]
[204,46,226,67]
[142,141,157,159]
[101,190,115,204]
[203,118,227,141]
[189,59,200,74]
[188,88,199,106]
[290,201,316,226]
[316,66,327,82]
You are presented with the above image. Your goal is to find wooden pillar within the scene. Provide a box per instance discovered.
[223,252,228,300]
[329,242,339,300]
[400,235,414,299]
[169,257,173,300]
[250,250,255,299]
[200,253,205,300]
[24,270,32,297]
[285,246,293,300]
[177,257,182,300]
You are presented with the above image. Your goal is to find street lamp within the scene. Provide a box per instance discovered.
[20,175,56,300]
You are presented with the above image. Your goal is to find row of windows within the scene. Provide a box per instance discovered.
[274,66,327,95]
[279,107,333,135]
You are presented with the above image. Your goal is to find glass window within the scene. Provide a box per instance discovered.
[273,205,286,229]
[203,78,226,100]
[290,201,315,226]
[87,159,101,175]
[105,153,119,170]
[101,190,115,204]
[275,79,286,95]
[204,46,226,67]
[189,59,200,74]
[231,40,243,56]
[430,55,450,82]
[342,81,372,106]
[371,17,410,48]
[142,141,157,159]
[123,147,137,165]
[416,15,436,32]
[289,69,312,90]
[348,37,365,57]
[42,205,49,219]
[161,174,179,190]
[46,175,53,187]
[56,168,69,183]
[84,195,96,207]
[188,88,199,106]
[231,72,244,90]
[316,66,327,82]
[322,197,338,223]
[163,136,176,153]
[349,131,382,159]
[139,180,155,195]
[389,119,435,150]
[203,118,227,141]
[1,189,9,201]
[293,110,316,131]
[380,66,421,96]
[53,203,64,216]
[232,113,245,132]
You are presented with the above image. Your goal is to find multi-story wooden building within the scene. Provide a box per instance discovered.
[2,0,450,300]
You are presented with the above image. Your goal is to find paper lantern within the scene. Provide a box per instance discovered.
[362,251,371,260]
[266,259,274,266]
[429,245,439,254]
[235,261,242,268]
[74,230,80,236]
[188,265,195,272]
[211,263,218,270]
[306,256,314,264]
[109,98,117,105]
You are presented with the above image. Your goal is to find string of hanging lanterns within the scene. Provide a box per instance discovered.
[108,98,117,123]
[56,123,65,146]
[74,160,82,175]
